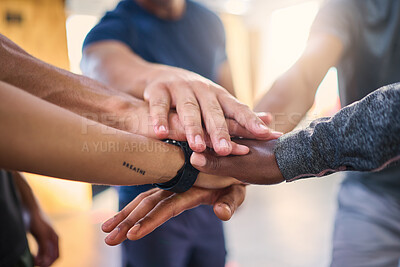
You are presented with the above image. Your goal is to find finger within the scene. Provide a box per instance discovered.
[102,188,159,233]
[190,151,237,178]
[104,190,173,246]
[194,172,243,189]
[213,184,246,221]
[194,89,232,156]
[226,117,281,140]
[173,85,206,152]
[230,141,250,155]
[219,95,279,139]
[126,187,214,240]
[144,84,171,139]
[256,112,273,125]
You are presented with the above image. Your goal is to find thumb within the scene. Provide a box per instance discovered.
[213,184,246,221]
[190,152,226,175]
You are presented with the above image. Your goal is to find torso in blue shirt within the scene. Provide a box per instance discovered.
[83,0,227,200]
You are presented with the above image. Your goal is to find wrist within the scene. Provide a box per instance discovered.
[157,142,185,183]
[156,140,199,193]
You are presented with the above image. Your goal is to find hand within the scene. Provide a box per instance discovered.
[98,98,273,155]
[142,65,281,155]
[191,139,285,185]
[194,172,244,189]
[101,185,246,245]
[28,210,59,267]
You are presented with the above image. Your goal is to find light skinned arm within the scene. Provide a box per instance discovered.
[217,60,236,96]
[254,34,344,133]
[13,172,59,267]
[0,80,241,188]
[81,41,280,155]
[0,34,188,141]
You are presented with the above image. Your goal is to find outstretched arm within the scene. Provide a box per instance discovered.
[191,83,400,183]
[255,34,344,133]
[0,80,243,189]
[0,34,189,141]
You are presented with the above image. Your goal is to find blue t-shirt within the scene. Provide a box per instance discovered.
[83,0,228,200]
[83,0,227,83]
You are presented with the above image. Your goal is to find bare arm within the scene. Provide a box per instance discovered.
[254,34,344,133]
[0,34,191,141]
[217,60,236,96]
[0,81,184,185]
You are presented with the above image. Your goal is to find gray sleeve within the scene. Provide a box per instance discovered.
[274,83,400,181]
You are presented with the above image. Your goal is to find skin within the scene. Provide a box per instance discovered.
[81,1,280,156]
[100,33,345,242]
[13,172,59,267]
[0,33,252,239]
[0,80,243,188]
[254,34,344,133]
[102,185,246,245]
[191,139,284,185]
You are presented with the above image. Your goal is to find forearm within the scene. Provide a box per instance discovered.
[275,83,400,181]
[0,81,184,185]
[254,66,317,133]
[255,34,344,133]
[81,41,161,98]
[0,34,144,129]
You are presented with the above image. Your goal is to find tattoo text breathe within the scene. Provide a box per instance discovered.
[123,161,146,175]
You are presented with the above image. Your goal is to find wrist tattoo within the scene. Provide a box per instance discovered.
[123,161,146,175]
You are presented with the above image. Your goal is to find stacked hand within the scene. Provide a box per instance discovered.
[141,65,281,154]
[102,185,246,245]
[92,61,285,245]
[101,139,286,245]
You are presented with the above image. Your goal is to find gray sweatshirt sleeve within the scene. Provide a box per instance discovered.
[274,83,400,181]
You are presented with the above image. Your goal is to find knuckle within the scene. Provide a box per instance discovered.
[142,196,156,207]
[207,102,223,114]
[182,99,200,111]
[208,157,221,171]
[151,99,169,110]
[118,219,134,231]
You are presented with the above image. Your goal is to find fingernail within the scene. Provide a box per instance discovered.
[195,135,204,145]
[106,228,119,241]
[219,139,229,148]
[236,144,250,154]
[102,217,114,229]
[219,203,232,216]
[191,153,207,167]
[271,130,283,137]
[127,224,140,238]
[157,125,167,133]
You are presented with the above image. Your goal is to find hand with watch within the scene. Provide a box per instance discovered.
[101,139,245,246]
[155,139,243,193]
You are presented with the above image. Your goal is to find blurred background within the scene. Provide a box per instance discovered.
[0,0,343,266]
